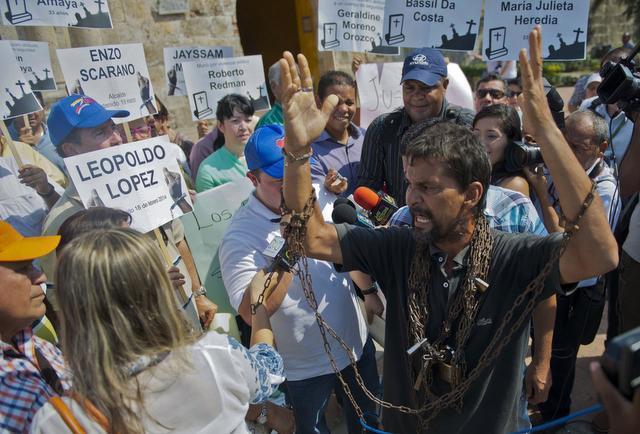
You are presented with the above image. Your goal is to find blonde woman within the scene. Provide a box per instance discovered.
[30,228,286,433]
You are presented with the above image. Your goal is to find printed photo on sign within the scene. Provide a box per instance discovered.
[163,46,233,96]
[9,41,57,92]
[483,0,589,61]
[0,41,42,120]
[57,43,157,123]
[318,0,399,55]
[0,0,112,28]
[382,0,482,50]
[63,136,193,233]
[182,55,269,121]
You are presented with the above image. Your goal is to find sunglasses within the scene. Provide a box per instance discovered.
[476,89,505,99]
[506,90,522,98]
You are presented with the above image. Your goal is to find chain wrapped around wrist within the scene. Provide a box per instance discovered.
[282,147,313,165]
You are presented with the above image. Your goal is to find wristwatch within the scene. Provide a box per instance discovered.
[361,283,379,295]
[256,403,268,424]
[193,286,207,298]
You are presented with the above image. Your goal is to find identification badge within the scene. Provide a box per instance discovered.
[262,235,285,258]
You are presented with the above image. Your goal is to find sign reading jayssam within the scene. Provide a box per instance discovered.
[483,0,590,61]
[0,41,43,120]
[163,46,233,97]
[182,55,269,121]
[57,43,157,123]
[0,0,113,28]
[382,0,483,50]
[64,136,193,233]
[317,0,398,55]
[9,41,57,92]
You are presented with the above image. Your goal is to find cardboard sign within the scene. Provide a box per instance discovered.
[356,62,403,128]
[0,0,112,28]
[317,0,399,55]
[0,41,43,120]
[57,43,157,123]
[9,40,57,92]
[182,55,269,121]
[64,136,193,233]
[382,0,483,50]
[483,0,590,61]
[163,46,233,97]
[180,178,255,339]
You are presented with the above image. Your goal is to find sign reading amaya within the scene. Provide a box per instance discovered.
[0,41,42,120]
[163,46,233,96]
[57,43,157,123]
[317,0,398,55]
[182,55,269,121]
[64,136,193,233]
[382,0,483,50]
[483,0,589,61]
[0,0,113,28]
[9,41,57,92]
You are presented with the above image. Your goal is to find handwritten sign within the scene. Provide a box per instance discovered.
[0,0,112,28]
[483,0,590,61]
[182,55,269,121]
[57,43,157,123]
[181,178,255,339]
[382,0,483,50]
[9,40,57,92]
[163,46,233,96]
[318,0,399,55]
[356,62,403,128]
[64,136,193,233]
[0,41,42,120]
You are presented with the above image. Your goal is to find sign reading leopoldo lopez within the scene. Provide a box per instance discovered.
[64,135,194,233]
[483,0,590,61]
[0,0,113,28]
[163,45,234,97]
[182,55,269,121]
[57,43,157,123]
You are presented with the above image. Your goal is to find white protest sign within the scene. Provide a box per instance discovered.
[317,0,399,55]
[180,178,255,340]
[483,0,590,61]
[0,0,112,28]
[382,0,482,50]
[356,62,403,128]
[163,46,233,97]
[64,136,193,233]
[0,41,42,120]
[9,41,57,92]
[57,43,157,123]
[182,55,269,121]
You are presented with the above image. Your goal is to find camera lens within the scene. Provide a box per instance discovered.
[505,141,544,172]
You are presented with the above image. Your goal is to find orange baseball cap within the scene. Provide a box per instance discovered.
[0,221,60,262]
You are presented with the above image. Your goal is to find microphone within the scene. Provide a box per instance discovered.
[353,186,398,226]
[333,197,355,209]
[332,202,375,228]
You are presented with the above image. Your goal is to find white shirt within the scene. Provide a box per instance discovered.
[219,193,367,381]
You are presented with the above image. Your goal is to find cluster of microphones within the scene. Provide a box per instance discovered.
[331,186,398,227]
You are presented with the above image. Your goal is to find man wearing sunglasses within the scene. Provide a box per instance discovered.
[474,74,509,112]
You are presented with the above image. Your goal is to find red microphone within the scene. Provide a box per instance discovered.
[353,186,398,226]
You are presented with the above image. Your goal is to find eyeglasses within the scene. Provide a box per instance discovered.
[476,89,505,99]
[506,90,522,98]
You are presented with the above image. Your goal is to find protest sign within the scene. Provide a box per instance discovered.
[0,0,112,28]
[382,0,482,50]
[356,62,403,128]
[181,178,255,339]
[0,41,42,120]
[9,41,57,92]
[163,46,233,97]
[317,0,398,55]
[182,55,269,121]
[57,43,157,123]
[63,135,193,233]
[483,0,590,61]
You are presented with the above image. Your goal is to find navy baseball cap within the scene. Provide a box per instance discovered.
[48,94,129,146]
[245,124,285,180]
[401,48,448,86]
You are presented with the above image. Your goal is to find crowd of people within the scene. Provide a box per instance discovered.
[1,25,639,434]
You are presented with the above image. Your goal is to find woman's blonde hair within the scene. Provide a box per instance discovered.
[55,228,194,433]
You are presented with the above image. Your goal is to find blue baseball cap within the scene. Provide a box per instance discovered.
[48,94,129,146]
[401,48,448,86]
[245,124,285,180]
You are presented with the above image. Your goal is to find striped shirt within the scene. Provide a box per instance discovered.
[356,101,474,207]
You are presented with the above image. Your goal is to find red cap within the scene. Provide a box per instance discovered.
[353,187,381,211]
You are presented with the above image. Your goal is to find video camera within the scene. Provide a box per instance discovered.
[598,43,640,115]
[601,326,640,400]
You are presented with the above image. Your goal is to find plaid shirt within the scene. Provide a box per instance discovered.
[1,329,69,433]
[388,185,547,235]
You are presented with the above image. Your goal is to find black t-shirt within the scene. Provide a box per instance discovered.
[336,224,561,434]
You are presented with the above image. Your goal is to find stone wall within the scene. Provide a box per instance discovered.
[588,0,637,51]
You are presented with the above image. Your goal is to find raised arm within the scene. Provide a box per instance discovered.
[518,27,618,283]
[280,52,343,263]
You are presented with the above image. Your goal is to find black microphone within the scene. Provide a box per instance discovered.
[332,203,375,228]
[353,186,398,226]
